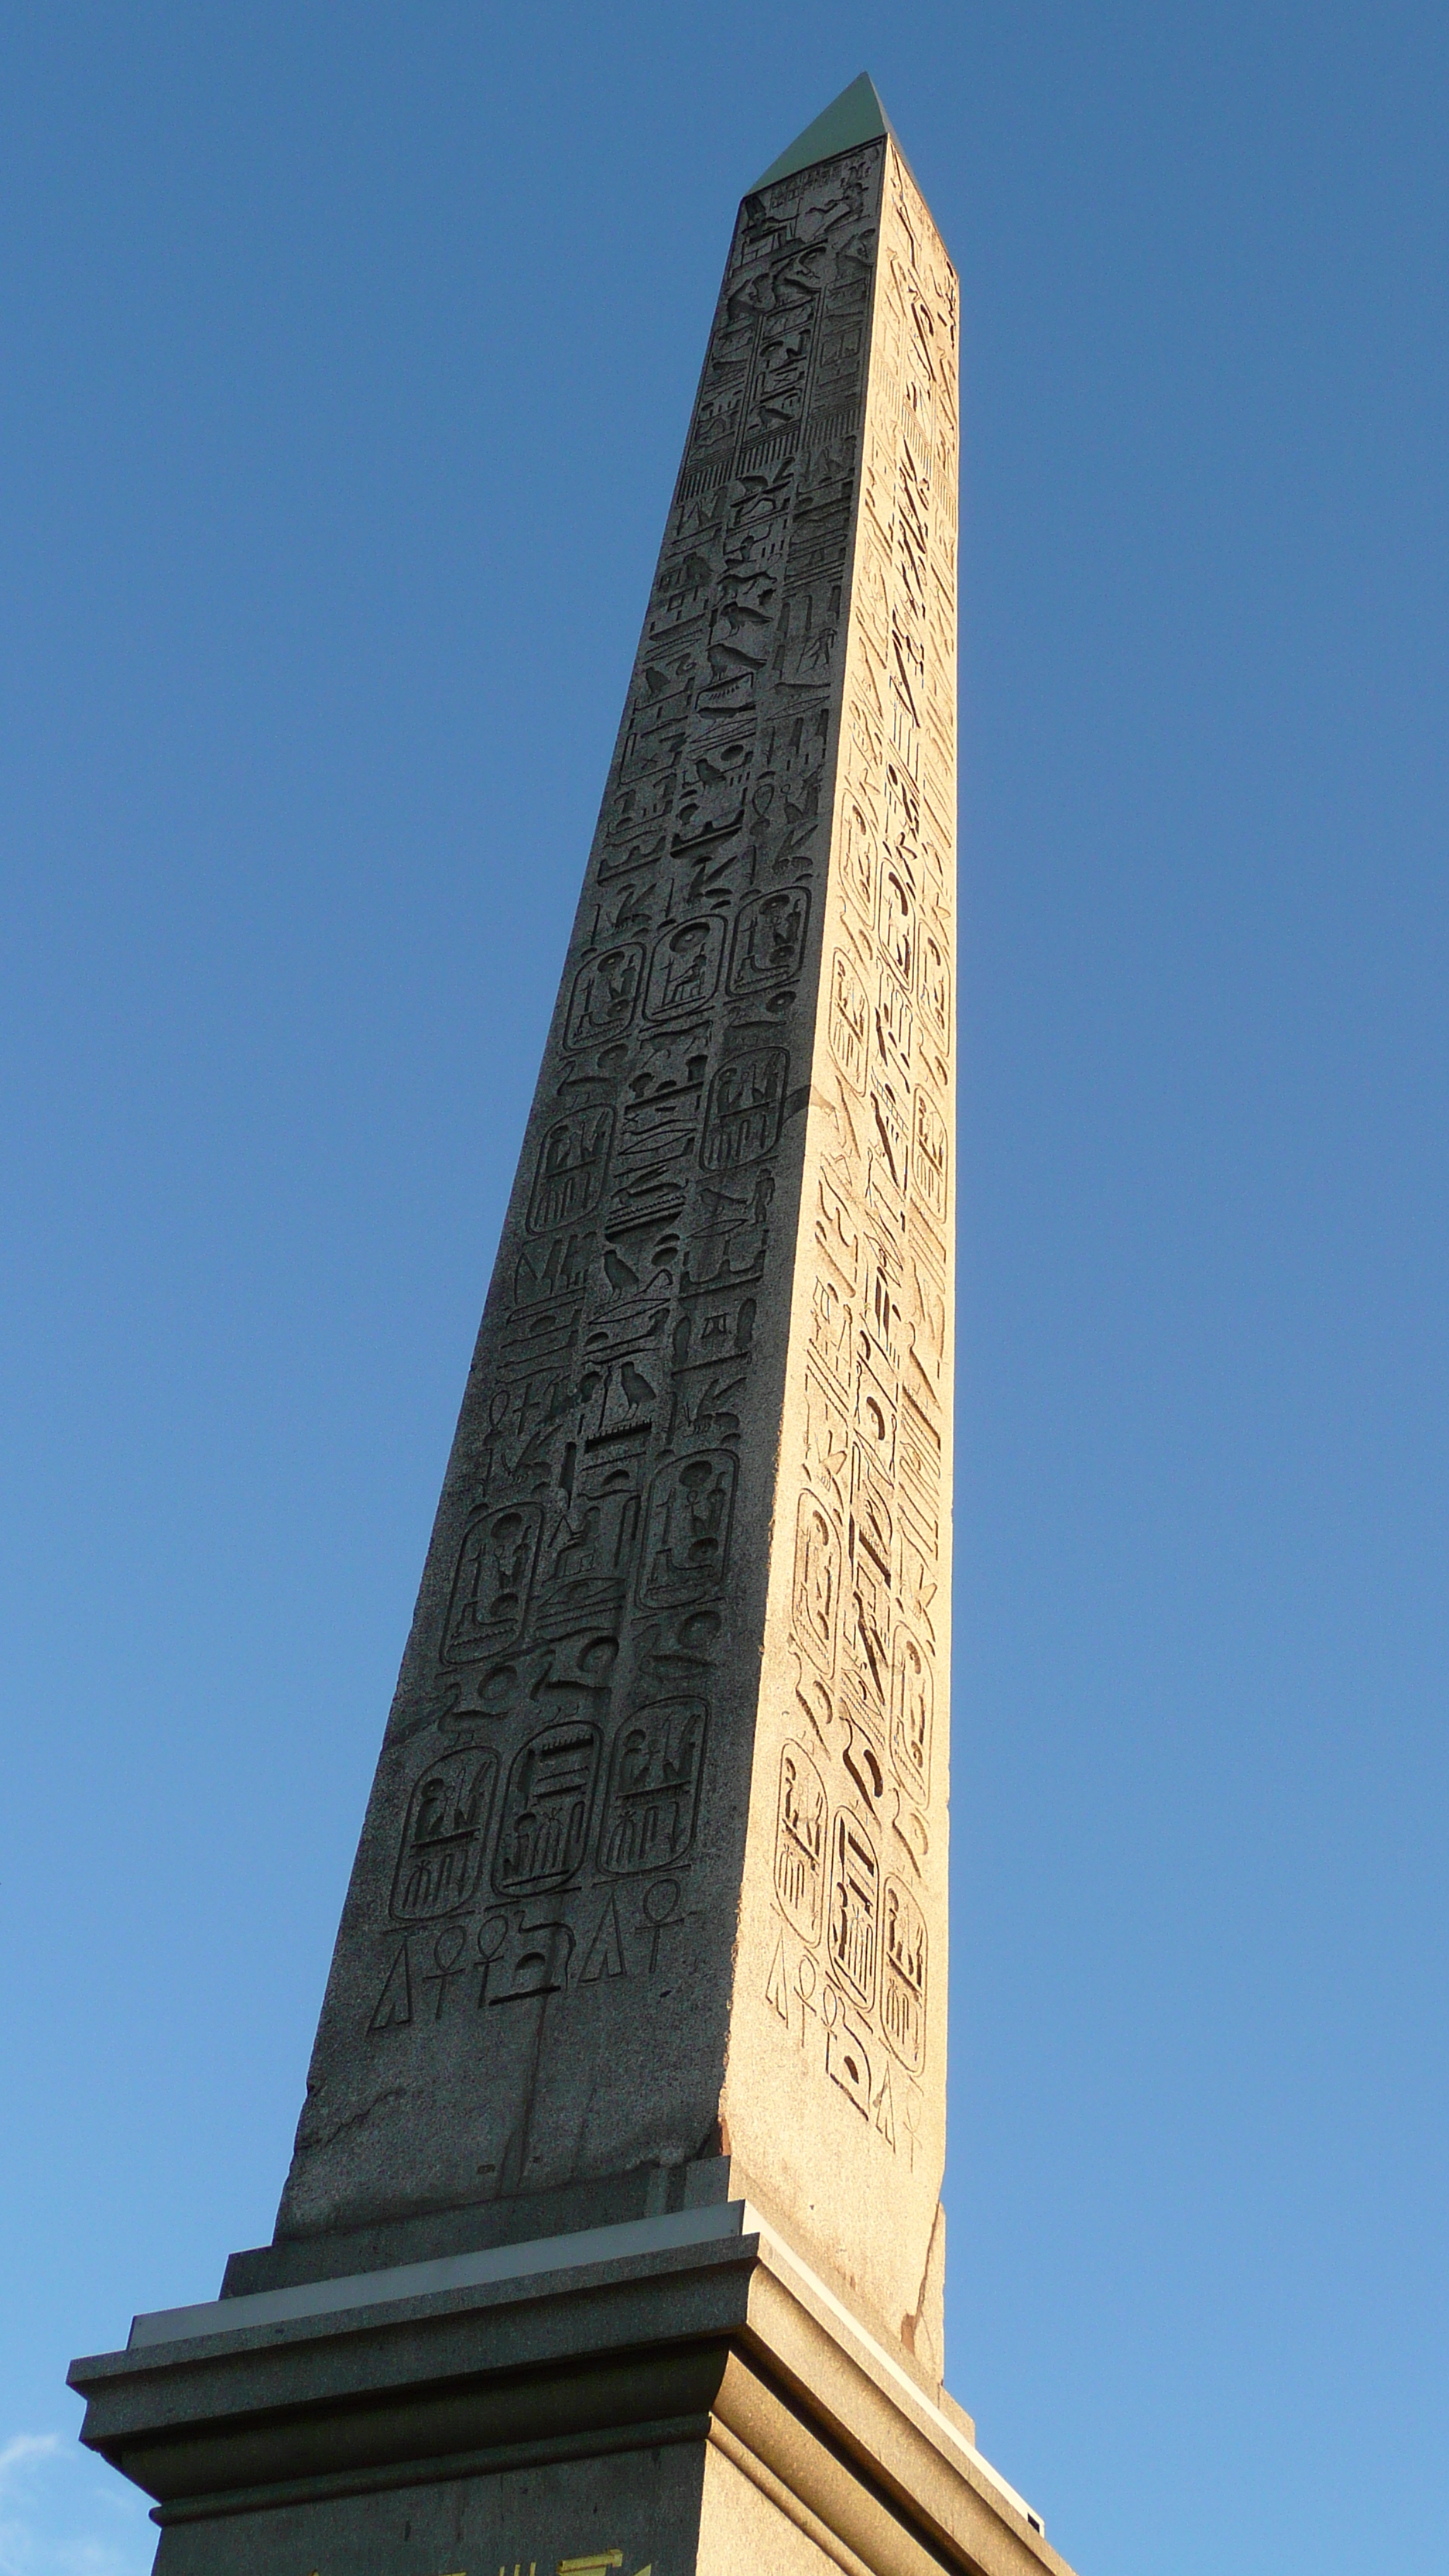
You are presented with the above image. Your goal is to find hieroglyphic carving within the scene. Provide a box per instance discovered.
[527,1108,615,1235]
[764,138,956,2151]
[882,1873,927,2071]
[828,1809,881,2010]
[774,1742,827,1940]
[443,1506,543,1662]
[344,134,896,2071]
[391,1750,499,1922]
[598,1700,707,1873]
[283,124,954,2311]
[493,1723,603,1894]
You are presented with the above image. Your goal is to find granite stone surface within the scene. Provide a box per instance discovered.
[270,114,961,2369]
[63,84,1060,2576]
[71,2210,1063,2576]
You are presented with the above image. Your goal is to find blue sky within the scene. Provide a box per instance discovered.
[3,5,1448,2571]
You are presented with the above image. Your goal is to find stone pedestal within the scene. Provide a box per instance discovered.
[73,2182,1061,2576]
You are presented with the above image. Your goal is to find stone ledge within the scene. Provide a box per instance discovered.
[70,2218,1068,2576]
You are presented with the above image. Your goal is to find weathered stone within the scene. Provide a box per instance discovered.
[70,76,1079,2576]
[272,85,959,2376]
[72,2197,1064,2576]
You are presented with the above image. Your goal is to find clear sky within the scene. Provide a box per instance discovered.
[2,6,1447,2571]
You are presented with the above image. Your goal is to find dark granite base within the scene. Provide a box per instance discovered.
[149,2447,699,2576]
[220,2155,752,2304]
[71,2206,1069,2576]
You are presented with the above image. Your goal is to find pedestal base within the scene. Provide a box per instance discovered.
[70,2204,1070,2576]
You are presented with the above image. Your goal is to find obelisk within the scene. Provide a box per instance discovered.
[72,79,1077,2576]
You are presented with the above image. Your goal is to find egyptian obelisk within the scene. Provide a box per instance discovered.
[72,79,1077,2576]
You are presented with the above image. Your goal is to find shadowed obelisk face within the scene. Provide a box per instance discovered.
[278,99,957,2368]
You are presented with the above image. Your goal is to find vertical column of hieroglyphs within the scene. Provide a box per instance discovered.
[724,142,958,2363]
[276,139,894,2241]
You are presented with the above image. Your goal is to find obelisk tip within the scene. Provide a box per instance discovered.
[749,71,893,192]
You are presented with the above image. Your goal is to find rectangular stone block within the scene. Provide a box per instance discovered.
[72,2202,1062,2576]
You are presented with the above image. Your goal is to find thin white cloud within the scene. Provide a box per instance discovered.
[0,2434,153,2576]
[0,2443,60,2496]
